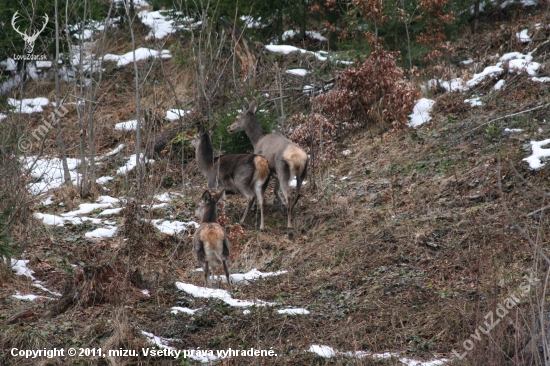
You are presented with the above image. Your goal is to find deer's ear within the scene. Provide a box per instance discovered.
[243,98,249,112]
[214,189,225,203]
[249,99,258,114]
[207,121,218,135]
[198,124,206,135]
[202,191,211,202]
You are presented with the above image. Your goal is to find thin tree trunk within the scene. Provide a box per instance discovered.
[276,62,285,128]
[55,0,72,186]
[299,0,307,40]
[87,2,115,189]
[126,0,143,198]
[472,0,480,34]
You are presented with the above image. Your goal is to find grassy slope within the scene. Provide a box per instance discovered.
[2,6,550,366]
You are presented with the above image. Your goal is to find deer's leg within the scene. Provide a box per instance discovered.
[273,178,284,208]
[239,190,255,226]
[254,182,265,230]
[203,261,209,287]
[221,191,227,216]
[223,260,231,290]
[279,179,291,229]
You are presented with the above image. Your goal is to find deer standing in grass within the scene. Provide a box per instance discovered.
[191,121,270,230]
[194,189,231,288]
[227,99,308,238]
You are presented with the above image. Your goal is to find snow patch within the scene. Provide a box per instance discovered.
[34,213,65,227]
[154,192,184,202]
[138,10,177,40]
[166,109,191,120]
[117,154,154,175]
[171,306,202,315]
[9,97,50,113]
[464,96,483,107]
[96,176,114,184]
[408,98,435,128]
[96,195,120,204]
[61,203,112,217]
[99,208,123,216]
[13,291,54,301]
[151,220,199,235]
[428,78,467,92]
[22,157,81,196]
[85,226,117,238]
[277,308,310,315]
[104,48,172,67]
[141,330,177,350]
[41,196,54,206]
[286,68,308,76]
[11,259,62,296]
[115,120,138,132]
[508,59,540,75]
[532,77,550,83]
[175,282,275,307]
[217,269,288,285]
[466,66,504,87]
[516,29,531,43]
[523,139,550,169]
[282,30,327,42]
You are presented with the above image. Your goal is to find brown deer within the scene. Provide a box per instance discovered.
[194,189,231,288]
[191,121,270,230]
[227,98,308,238]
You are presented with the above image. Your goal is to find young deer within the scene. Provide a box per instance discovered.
[227,99,308,238]
[191,121,270,230]
[194,189,231,288]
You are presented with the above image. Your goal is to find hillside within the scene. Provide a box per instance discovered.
[1,2,550,366]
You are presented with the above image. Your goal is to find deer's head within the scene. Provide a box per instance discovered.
[12,11,49,54]
[227,98,257,134]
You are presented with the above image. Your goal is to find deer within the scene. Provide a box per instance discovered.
[191,121,270,230]
[227,98,308,238]
[12,12,49,55]
[194,189,231,288]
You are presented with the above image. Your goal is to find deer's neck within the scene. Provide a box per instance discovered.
[202,209,217,223]
[196,135,215,175]
[244,114,265,147]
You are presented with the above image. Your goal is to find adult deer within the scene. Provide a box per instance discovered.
[227,99,308,238]
[191,121,270,230]
[194,189,231,288]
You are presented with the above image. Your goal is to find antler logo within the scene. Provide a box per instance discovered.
[11,11,49,55]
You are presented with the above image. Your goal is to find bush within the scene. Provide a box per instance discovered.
[210,105,276,154]
[313,47,419,130]
[0,197,15,268]
[288,113,337,170]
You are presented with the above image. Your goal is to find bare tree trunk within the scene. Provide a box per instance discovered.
[299,0,307,40]
[87,2,115,189]
[125,0,143,198]
[472,0,480,34]
[55,0,72,186]
[401,0,413,70]
[276,62,285,128]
